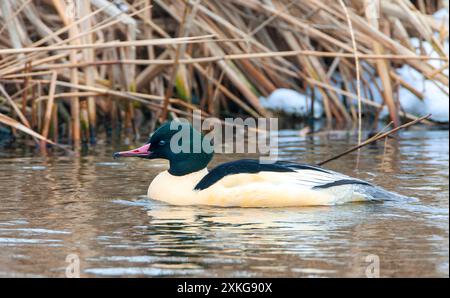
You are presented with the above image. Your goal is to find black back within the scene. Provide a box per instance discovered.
[194,159,331,190]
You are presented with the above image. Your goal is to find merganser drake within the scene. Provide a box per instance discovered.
[113,122,402,207]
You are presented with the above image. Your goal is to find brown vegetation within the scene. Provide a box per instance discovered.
[0,0,447,150]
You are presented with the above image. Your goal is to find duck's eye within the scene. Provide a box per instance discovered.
[158,140,166,146]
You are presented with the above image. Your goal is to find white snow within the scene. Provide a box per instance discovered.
[377,8,449,123]
[433,7,449,24]
[259,10,449,123]
[260,88,323,118]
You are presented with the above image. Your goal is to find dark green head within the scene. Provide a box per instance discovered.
[113,121,214,176]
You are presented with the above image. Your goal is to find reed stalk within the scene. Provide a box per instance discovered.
[0,0,446,151]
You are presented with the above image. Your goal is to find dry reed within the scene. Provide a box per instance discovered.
[0,0,447,150]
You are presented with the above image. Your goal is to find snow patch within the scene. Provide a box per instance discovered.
[260,88,323,118]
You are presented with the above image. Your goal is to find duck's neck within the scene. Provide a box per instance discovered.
[168,152,213,176]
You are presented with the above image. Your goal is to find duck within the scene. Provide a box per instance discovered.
[113,121,403,207]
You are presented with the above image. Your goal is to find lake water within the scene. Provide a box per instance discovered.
[0,129,448,277]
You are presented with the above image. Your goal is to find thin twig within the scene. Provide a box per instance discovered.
[339,0,362,143]
[317,114,432,166]
[160,0,192,122]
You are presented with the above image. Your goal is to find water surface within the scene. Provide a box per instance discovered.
[0,130,448,277]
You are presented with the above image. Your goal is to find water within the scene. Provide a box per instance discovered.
[0,130,448,277]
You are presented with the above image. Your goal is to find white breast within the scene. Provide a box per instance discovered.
[148,169,209,205]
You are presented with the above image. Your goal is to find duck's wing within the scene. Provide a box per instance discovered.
[194,159,371,191]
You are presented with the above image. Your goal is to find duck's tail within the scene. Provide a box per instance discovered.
[353,184,413,202]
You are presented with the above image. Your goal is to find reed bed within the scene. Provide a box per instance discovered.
[0,0,448,150]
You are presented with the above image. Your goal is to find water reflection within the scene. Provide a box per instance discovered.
[0,130,448,277]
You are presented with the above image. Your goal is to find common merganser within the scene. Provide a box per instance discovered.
[113,122,402,207]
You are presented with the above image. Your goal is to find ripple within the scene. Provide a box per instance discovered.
[84,267,204,276]
[21,166,47,170]
[0,220,28,226]
[88,255,190,263]
[0,228,71,235]
[0,238,62,244]
[112,199,151,207]
[95,162,126,167]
